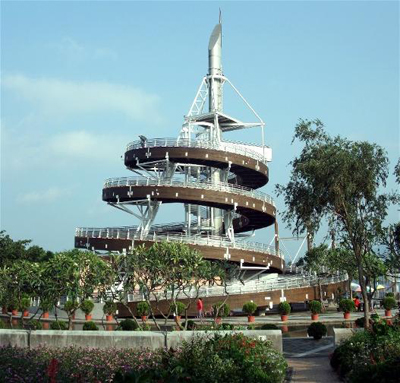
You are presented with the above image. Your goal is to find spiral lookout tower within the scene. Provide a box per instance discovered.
[76,21,283,274]
[76,21,348,310]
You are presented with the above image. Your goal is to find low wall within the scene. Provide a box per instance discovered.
[333,328,362,346]
[0,329,282,352]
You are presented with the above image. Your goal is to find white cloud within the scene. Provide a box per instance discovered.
[17,187,72,204]
[2,74,161,122]
[48,130,127,160]
[49,37,117,61]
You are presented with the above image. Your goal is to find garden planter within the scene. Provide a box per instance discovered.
[23,310,29,317]
[43,322,49,330]
[141,315,147,322]
[2,306,7,314]
[281,325,289,333]
[85,314,92,321]
[311,314,319,321]
[106,324,114,331]
[215,317,222,324]
[248,315,255,323]
[343,312,351,320]
[42,312,49,319]
[385,310,392,317]
[106,315,113,322]
[281,314,289,322]
[11,309,18,316]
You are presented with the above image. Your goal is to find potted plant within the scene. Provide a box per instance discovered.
[19,296,31,317]
[339,299,355,319]
[39,299,53,319]
[212,302,230,324]
[242,301,258,323]
[170,302,187,323]
[307,322,327,340]
[309,300,322,320]
[80,299,95,321]
[278,301,291,322]
[136,301,151,322]
[382,296,396,317]
[63,299,79,323]
[103,300,117,322]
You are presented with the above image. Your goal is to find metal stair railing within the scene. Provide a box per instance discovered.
[75,226,284,259]
[103,176,275,206]
[120,273,348,302]
[126,137,268,165]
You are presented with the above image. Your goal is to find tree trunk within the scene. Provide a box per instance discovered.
[357,262,370,328]
[348,279,353,300]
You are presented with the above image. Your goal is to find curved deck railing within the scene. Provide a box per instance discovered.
[124,273,348,302]
[126,137,268,165]
[75,226,284,259]
[103,177,275,206]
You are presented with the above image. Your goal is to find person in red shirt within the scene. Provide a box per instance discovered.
[197,298,204,319]
[354,297,361,311]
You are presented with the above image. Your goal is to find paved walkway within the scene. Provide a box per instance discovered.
[286,357,340,383]
[284,336,340,382]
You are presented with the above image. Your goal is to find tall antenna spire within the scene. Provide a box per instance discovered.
[219,8,222,24]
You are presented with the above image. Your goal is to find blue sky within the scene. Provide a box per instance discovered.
[1,1,399,261]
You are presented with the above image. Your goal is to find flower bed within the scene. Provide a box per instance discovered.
[0,333,287,383]
[331,318,400,383]
[0,345,163,382]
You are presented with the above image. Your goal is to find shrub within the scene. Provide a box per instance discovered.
[165,333,287,383]
[28,319,43,330]
[242,301,258,316]
[63,300,79,315]
[212,302,230,318]
[0,345,164,383]
[260,323,279,330]
[50,321,68,330]
[83,321,99,331]
[386,292,394,297]
[339,299,355,313]
[219,323,234,330]
[278,302,291,315]
[383,296,396,311]
[136,301,150,316]
[307,322,327,339]
[39,299,53,313]
[117,319,138,331]
[183,320,196,330]
[80,299,95,315]
[355,317,365,328]
[18,296,31,312]
[170,301,187,316]
[330,326,400,382]
[103,300,117,315]
[309,300,322,314]
[0,320,5,329]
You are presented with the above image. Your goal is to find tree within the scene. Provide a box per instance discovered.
[109,241,239,345]
[303,244,330,303]
[42,250,115,329]
[326,247,358,299]
[0,231,31,267]
[276,119,396,327]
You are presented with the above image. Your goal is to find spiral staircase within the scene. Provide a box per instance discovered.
[75,21,348,312]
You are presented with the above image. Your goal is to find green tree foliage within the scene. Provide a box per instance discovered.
[109,242,239,333]
[276,119,396,327]
[0,231,53,267]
